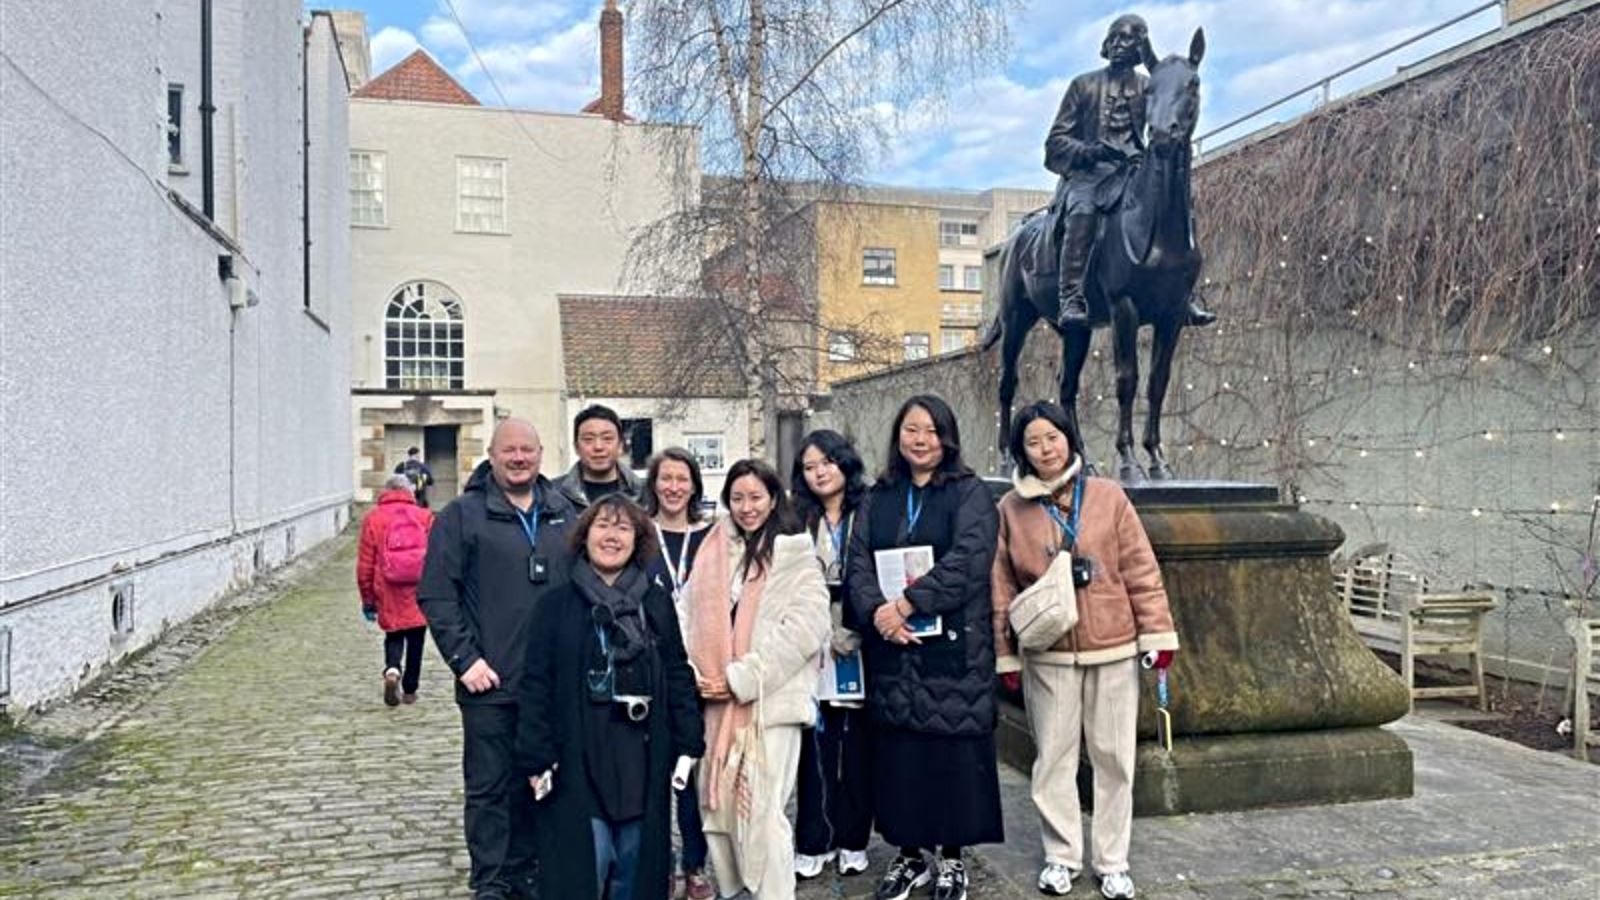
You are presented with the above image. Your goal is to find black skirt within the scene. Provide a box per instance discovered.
[871,724,1004,848]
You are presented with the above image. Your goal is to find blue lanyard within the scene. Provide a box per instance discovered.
[514,502,542,551]
[1041,476,1085,550]
[905,486,925,537]
[827,512,852,559]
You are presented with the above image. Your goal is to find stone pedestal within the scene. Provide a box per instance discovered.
[996,482,1414,815]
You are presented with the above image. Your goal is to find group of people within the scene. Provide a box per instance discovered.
[356,397,1178,900]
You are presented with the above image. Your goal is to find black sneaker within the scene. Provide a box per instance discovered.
[874,854,932,900]
[932,856,968,900]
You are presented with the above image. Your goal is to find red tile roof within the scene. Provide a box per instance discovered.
[354,50,480,105]
[559,295,747,398]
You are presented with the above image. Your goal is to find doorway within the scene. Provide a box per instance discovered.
[425,425,460,504]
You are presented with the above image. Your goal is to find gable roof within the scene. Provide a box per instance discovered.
[559,295,746,399]
[353,49,480,105]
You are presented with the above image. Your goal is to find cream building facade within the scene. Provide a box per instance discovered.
[346,46,698,501]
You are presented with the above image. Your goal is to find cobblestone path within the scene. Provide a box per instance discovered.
[2,534,1595,899]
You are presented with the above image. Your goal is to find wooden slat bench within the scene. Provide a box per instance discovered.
[1568,618,1600,761]
[1336,552,1497,710]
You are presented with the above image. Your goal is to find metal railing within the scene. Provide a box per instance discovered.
[1193,0,1506,156]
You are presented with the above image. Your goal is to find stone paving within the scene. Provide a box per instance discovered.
[1,533,1596,899]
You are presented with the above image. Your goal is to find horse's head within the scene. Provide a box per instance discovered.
[1145,28,1205,153]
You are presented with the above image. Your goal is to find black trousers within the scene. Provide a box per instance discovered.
[383,626,427,694]
[795,704,874,855]
[460,703,538,897]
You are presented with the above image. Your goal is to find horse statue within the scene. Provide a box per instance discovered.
[982,29,1208,483]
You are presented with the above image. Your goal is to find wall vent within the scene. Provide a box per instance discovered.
[111,581,135,636]
[252,542,265,573]
[285,526,297,558]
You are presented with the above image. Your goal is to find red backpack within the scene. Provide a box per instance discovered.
[379,510,429,586]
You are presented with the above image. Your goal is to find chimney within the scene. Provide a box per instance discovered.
[598,0,625,121]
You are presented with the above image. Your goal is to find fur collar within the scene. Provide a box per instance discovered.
[1013,455,1084,500]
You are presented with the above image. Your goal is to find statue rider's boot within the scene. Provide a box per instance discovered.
[1184,297,1218,328]
[1056,213,1096,329]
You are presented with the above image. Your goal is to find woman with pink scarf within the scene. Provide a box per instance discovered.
[683,459,830,900]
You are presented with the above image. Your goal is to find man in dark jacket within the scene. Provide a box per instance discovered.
[552,404,642,510]
[395,446,436,508]
[1045,13,1214,329]
[419,417,576,900]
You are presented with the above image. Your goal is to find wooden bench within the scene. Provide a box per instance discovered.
[1568,618,1599,761]
[1336,551,1497,710]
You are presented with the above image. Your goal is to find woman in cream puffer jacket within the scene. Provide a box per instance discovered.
[683,459,829,900]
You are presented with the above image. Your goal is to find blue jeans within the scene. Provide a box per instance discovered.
[677,768,709,871]
[592,817,643,900]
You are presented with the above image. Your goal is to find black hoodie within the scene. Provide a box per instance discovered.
[418,460,579,705]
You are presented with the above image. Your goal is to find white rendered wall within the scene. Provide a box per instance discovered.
[0,3,352,711]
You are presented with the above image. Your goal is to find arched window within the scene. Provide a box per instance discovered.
[385,281,464,390]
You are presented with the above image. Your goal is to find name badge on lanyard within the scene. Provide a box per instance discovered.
[655,523,691,604]
[516,503,548,584]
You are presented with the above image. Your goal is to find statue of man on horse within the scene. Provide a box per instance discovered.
[984,15,1215,482]
[1045,13,1215,329]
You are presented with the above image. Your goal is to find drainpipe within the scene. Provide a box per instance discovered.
[200,0,215,219]
[302,25,312,309]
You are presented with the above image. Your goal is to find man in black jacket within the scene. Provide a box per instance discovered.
[419,417,576,900]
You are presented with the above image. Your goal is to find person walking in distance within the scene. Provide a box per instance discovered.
[790,430,875,880]
[357,474,435,706]
[992,401,1177,900]
[642,448,716,900]
[419,418,578,900]
[396,446,437,508]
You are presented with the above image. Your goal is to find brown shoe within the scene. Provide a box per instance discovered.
[383,668,401,707]
[401,692,418,705]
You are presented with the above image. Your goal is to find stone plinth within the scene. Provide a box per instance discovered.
[997,482,1414,815]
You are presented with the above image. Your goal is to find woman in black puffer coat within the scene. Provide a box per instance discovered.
[847,394,1002,900]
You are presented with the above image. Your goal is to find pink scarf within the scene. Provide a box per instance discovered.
[686,520,767,813]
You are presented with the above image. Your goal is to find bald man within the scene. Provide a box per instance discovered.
[419,418,577,900]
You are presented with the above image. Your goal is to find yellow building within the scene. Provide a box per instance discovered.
[811,186,1051,388]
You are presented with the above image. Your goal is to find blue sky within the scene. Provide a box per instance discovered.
[327,0,1502,190]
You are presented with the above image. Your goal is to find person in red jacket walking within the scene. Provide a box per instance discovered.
[358,474,436,706]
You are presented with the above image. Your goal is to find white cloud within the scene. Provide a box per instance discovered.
[370,26,422,74]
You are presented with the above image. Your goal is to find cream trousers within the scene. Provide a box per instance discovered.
[705,723,803,900]
[1024,656,1139,875]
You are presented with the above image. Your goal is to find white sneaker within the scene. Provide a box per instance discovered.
[1038,862,1075,895]
[1099,871,1136,899]
[795,851,835,879]
[838,848,870,876]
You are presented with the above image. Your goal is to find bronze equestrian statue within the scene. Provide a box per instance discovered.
[983,17,1213,483]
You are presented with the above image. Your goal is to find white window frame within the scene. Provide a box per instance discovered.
[350,151,387,227]
[903,332,930,361]
[456,156,508,234]
[938,264,955,290]
[385,281,465,390]
[862,248,897,286]
[940,330,968,354]
[939,220,979,247]
[685,433,727,474]
[963,266,982,291]
[827,333,857,362]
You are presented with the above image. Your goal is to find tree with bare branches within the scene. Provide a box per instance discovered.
[621,0,1015,459]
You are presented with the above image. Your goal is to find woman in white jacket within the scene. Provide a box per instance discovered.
[684,458,831,900]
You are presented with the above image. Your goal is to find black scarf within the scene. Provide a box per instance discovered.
[572,561,652,663]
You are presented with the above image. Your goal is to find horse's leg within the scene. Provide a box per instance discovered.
[1059,327,1093,473]
[996,288,1036,469]
[1111,294,1144,484]
[1144,317,1182,480]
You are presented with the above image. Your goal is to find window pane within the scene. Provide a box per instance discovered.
[938,265,954,289]
[964,267,982,291]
